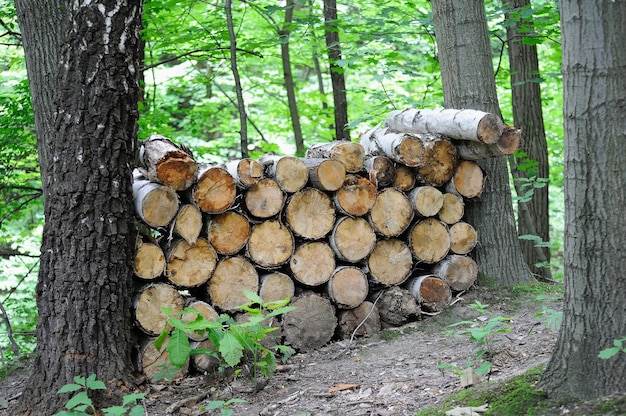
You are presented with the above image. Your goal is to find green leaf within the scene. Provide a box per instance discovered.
[57,384,83,394]
[219,332,244,367]
[65,391,92,410]
[102,406,127,416]
[85,375,106,390]
[204,400,226,410]
[129,405,146,416]
[122,393,147,406]
[167,327,191,367]
[475,361,492,375]
[598,347,620,360]
[154,329,169,351]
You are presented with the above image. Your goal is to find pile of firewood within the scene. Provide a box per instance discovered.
[131,108,520,380]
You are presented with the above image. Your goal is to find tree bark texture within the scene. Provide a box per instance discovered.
[538,1,626,400]
[431,0,533,286]
[16,1,143,413]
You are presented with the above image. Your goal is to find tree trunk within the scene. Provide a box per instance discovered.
[504,0,552,280]
[15,1,143,413]
[431,0,533,286]
[323,0,350,140]
[538,1,626,400]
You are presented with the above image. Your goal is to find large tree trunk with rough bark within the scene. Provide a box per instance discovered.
[538,1,626,400]
[431,0,533,286]
[503,0,552,281]
[15,1,143,413]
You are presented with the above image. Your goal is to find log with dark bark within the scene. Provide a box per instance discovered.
[172,204,203,245]
[259,272,296,304]
[409,186,444,217]
[385,108,504,144]
[365,239,413,286]
[368,188,413,237]
[334,174,377,217]
[330,216,377,262]
[302,158,346,192]
[283,292,337,352]
[371,286,421,327]
[337,301,381,339]
[165,238,217,288]
[207,211,250,255]
[289,241,336,287]
[247,220,294,268]
[190,339,219,373]
[285,188,335,240]
[244,178,285,219]
[409,218,450,264]
[305,140,366,173]
[432,254,478,292]
[393,165,416,191]
[363,155,396,188]
[225,158,264,189]
[193,166,236,214]
[326,266,369,309]
[446,160,485,199]
[449,221,478,255]
[135,283,185,336]
[259,155,309,193]
[134,239,165,280]
[139,134,198,191]
[133,170,180,228]
[208,256,259,312]
[406,274,452,312]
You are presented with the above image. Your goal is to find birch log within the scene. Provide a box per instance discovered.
[446,160,485,199]
[326,266,369,309]
[285,188,336,240]
[135,283,184,336]
[363,155,396,188]
[437,193,465,225]
[225,158,264,189]
[449,222,478,255]
[172,204,203,244]
[368,188,413,237]
[432,255,478,292]
[334,174,377,217]
[139,134,198,191]
[165,238,217,288]
[132,171,179,228]
[259,155,309,193]
[247,220,294,268]
[134,240,165,280]
[259,272,296,304]
[244,178,284,218]
[305,140,366,173]
[193,166,236,214]
[330,216,377,262]
[365,239,413,286]
[409,186,444,217]
[372,286,421,327]
[409,218,450,264]
[302,158,346,192]
[406,275,452,312]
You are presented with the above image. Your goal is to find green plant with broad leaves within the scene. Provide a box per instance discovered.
[200,398,248,416]
[598,337,626,360]
[155,291,296,385]
[53,374,145,416]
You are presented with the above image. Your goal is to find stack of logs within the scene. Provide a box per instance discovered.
[132,108,520,380]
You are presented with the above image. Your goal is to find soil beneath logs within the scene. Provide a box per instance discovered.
[7,284,610,416]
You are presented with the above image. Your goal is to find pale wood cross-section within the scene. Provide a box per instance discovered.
[285,188,335,240]
[409,218,450,264]
[207,211,250,255]
[305,140,366,173]
[165,238,217,288]
[224,158,264,189]
[247,220,294,268]
[330,216,377,262]
[366,239,413,286]
[334,174,377,217]
[181,300,219,341]
[368,188,414,237]
[134,283,184,336]
[134,239,165,280]
[208,256,259,312]
[172,204,203,245]
[193,166,236,214]
[244,178,284,219]
[409,186,444,217]
[289,241,336,287]
[132,170,179,228]
[432,254,478,292]
[302,158,346,192]
[259,272,296,304]
[446,160,485,199]
[326,266,369,309]
[259,155,309,193]
[449,221,478,255]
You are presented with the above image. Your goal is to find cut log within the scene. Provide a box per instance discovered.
[334,174,377,217]
[363,155,396,188]
[409,218,450,264]
[301,158,346,192]
[366,239,413,286]
[289,241,336,287]
[172,204,203,244]
[454,124,521,160]
[285,188,335,240]
[139,134,198,191]
[393,165,416,191]
[208,256,259,312]
[371,286,421,327]
[190,339,219,373]
[207,211,250,255]
[134,240,165,280]
[414,135,458,186]
[368,188,413,237]
[135,283,184,336]
[139,337,188,383]
[283,292,337,352]
[165,238,217,288]
[259,272,296,304]
[406,274,452,312]
[181,300,219,341]
[244,178,284,219]
[438,193,465,225]
[247,220,294,268]
[225,158,264,189]
[359,127,425,167]
[384,108,504,144]
[449,221,478,255]
[326,266,369,309]
[259,155,308,193]
[193,166,236,214]
[132,172,180,228]
[330,216,377,262]
[409,186,444,217]
[432,255,478,292]
[305,140,366,173]
[337,301,381,339]
[446,160,485,199]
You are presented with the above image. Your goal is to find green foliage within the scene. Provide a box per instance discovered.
[156,291,295,384]
[534,295,562,332]
[201,398,247,416]
[598,337,626,360]
[53,374,145,416]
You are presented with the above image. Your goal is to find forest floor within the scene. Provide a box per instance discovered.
[2,283,625,415]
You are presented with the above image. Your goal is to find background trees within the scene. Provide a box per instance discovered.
[538,0,626,399]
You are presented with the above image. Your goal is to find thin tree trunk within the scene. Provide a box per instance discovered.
[504,0,552,281]
[15,1,143,413]
[323,0,350,140]
[225,0,249,158]
[280,0,304,155]
[538,0,626,400]
[431,0,533,286]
